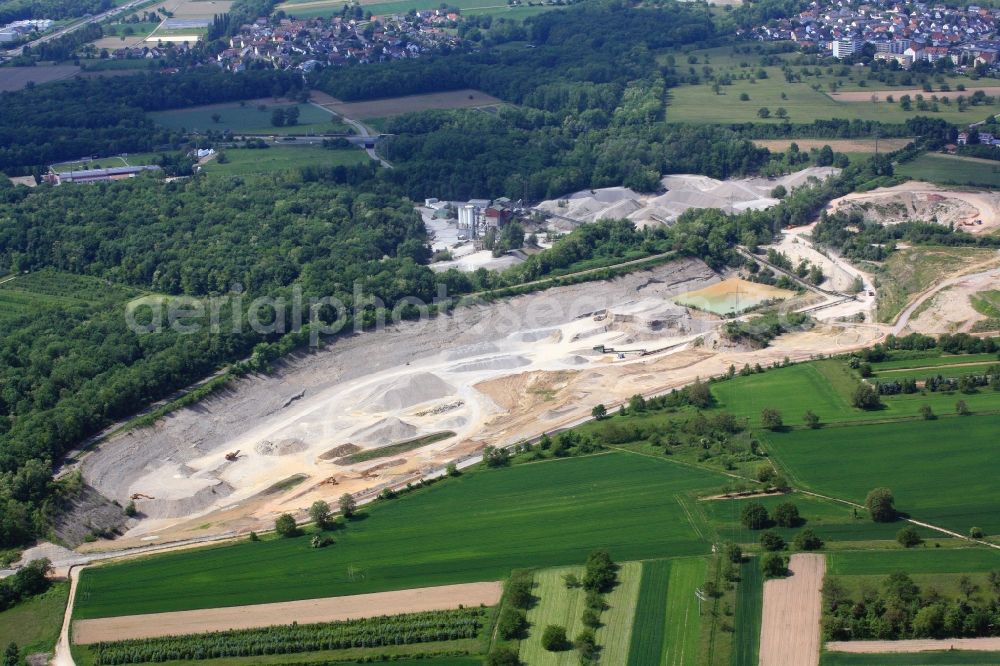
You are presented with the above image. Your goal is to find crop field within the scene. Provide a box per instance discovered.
[626,560,671,666]
[700,492,940,547]
[764,415,1000,535]
[0,583,69,655]
[871,362,1000,382]
[732,559,763,666]
[822,652,1000,665]
[662,557,706,666]
[75,452,724,618]
[753,139,913,154]
[519,566,587,666]
[594,561,642,665]
[149,102,335,134]
[200,146,369,176]
[0,270,140,321]
[897,153,1000,188]
[0,65,80,93]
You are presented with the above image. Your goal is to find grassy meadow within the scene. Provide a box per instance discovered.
[594,561,642,665]
[150,102,340,134]
[75,452,725,618]
[625,559,672,666]
[664,44,1000,125]
[897,153,1000,188]
[0,270,140,322]
[764,415,1000,536]
[661,557,705,666]
[0,582,69,655]
[200,146,369,176]
[822,652,1000,665]
[276,0,562,19]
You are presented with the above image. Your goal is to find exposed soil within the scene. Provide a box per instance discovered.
[759,553,825,666]
[72,581,502,644]
[828,181,1000,234]
[826,637,1000,653]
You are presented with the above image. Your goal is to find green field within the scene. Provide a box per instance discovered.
[75,452,725,619]
[712,356,1000,426]
[626,559,672,666]
[200,146,369,176]
[971,290,1000,318]
[0,270,140,321]
[897,153,1000,188]
[150,103,339,135]
[51,151,180,172]
[700,492,940,547]
[822,652,1000,665]
[827,547,1000,576]
[765,415,1000,535]
[732,559,762,666]
[519,566,587,666]
[869,353,1000,372]
[0,582,69,655]
[662,557,705,666]
[594,561,642,665]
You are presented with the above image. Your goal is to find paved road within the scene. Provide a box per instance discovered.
[308,101,393,168]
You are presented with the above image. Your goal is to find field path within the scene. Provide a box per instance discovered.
[53,566,82,666]
[758,553,824,666]
[828,637,1000,653]
[73,581,501,644]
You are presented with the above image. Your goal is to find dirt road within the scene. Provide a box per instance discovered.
[73,581,502,644]
[827,637,1000,653]
[759,553,825,666]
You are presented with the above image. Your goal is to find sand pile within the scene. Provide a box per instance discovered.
[537,167,840,228]
[450,355,532,373]
[255,438,308,456]
[318,444,361,461]
[352,417,418,445]
[365,372,454,410]
[129,463,234,519]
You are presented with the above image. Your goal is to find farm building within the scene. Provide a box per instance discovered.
[44,165,162,185]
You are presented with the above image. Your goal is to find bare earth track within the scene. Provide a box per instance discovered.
[759,553,825,666]
[72,581,502,644]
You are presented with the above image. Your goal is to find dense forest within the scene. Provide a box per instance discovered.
[0,0,110,25]
[0,70,304,173]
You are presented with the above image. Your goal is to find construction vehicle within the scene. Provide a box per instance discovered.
[130,493,154,500]
[225,450,240,461]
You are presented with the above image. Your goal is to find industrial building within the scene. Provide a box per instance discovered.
[43,165,162,185]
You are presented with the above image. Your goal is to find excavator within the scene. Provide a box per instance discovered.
[225,450,240,461]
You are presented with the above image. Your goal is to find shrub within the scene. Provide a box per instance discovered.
[970,527,985,539]
[773,502,800,528]
[562,573,581,589]
[581,608,601,628]
[725,541,743,563]
[582,550,618,592]
[310,500,333,527]
[852,383,882,410]
[919,404,935,420]
[507,571,534,610]
[274,513,298,537]
[760,531,786,551]
[897,525,923,548]
[762,553,788,578]
[794,529,823,551]
[574,628,598,663]
[485,646,521,666]
[497,607,527,640]
[541,625,568,651]
[865,487,896,522]
[741,502,770,530]
[761,407,783,430]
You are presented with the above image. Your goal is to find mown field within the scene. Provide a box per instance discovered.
[897,153,1000,188]
[519,566,588,666]
[661,557,705,666]
[0,270,140,321]
[594,561,642,665]
[0,582,69,655]
[200,146,368,176]
[75,452,724,618]
[150,102,338,134]
[764,415,1000,536]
